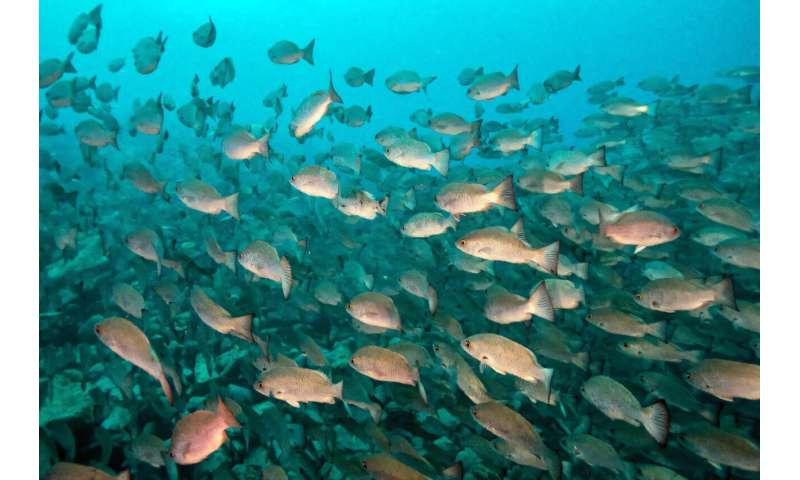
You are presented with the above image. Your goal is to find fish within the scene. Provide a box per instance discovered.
[598,209,680,254]
[190,287,254,342]
[254,366,342,407]
[40,53,76,88]
[346,292,402,331]
[290,165,339,199]
[360,453,430,480]
[222,127,269,160]
[518,168,583,196]
[544,65,581,93]
[344,66,376,87]
[679,426,759,471]
[169,397,240,465]
[580,375,670,445]
[74,119,118,149]
[401,212,458,238]
[237,240,293,298]
[132,31,167,74]
[268,39,315,65]
[634,277,736,313]
[585,307,666,338]
[545,146,606,176]
[467,65,519,101]
[461,333,553,387]
[111,282,145,319]
[131,432,167,468]
[210,57,235,88]
[45,463,129,480]
[399,270,438,314]
[384,136,450,176]
[456,218,560,274]
[192,17,216,47]
[290,71,342,138]
[435,175,516,216]
[350,345,426,402]
[684,358,759,401]
[95,317,173,404]
[483,282,554,324]
[385,70,436,94]
[457,66,484,86]
[175,179,239,220]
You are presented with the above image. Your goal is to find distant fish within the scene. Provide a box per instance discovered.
[39,53,76,88]
[222,127,269,160]
[467,65,519,101]
[210,57,235,88]
[268,39,315,65]
[190,287,254,342]
[457,66,484,86]
[544,65,581,93]
[192,17,216,48]
[95,317,173,404]
[175,179,239,220]
[169,397,240,464]
[237,240,293,298]
[45,462,128,480]
[385,69,436,94]
[107,56,125,73]
[344,66,375,87]
[132,31,167,74]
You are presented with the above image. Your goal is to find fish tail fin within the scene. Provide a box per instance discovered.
[492,175,517,210]
[280,256,293,299]
[111,132,120,150]
[328,70,343,103]
[113,86,120,101]
[528,281,555,322]
[541,368,555,402]
[89,4,103,26]
[442,461,464,480]
[216,396,241,428]
[426,286,438,315]
[534,241,560,275]
[378,195,389,216]
[575,262,589,280]
[432,149,449,176]
[685,349,704,363]
[475,66,485,76]
[616,76,625,86]
[573,351,590,371]
[334,380,344,401]
[640,399,670,447]
[364,68,375,86]
[569,173,584,196]
[223,251,236,272]
[230,314,254,343]
[713,276,737,310]
[422,75,437,93]
[302,38,315,65]
[648,321,668,340]
[448,215,459,230]
[162,259,185,279]
[529,127,543,151]
[417,375,428,404]
[591,145,607,167]
[366,105,373,120]
[257,134,270,157]
[354,154,362,175]
[508,64,520,90]
[63,52,77,73]
[608,164,625,183]
[223,192,239,220]
[116,471,131,480]
[709,147,724,173]
[155,256,162,277]
[158,369,174,405]
[573,65,582,81]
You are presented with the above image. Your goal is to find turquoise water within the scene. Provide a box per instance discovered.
[40,1,760,479]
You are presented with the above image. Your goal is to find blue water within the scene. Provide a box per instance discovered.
[40,0,759,158]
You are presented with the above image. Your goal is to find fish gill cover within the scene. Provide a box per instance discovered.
[39,0,759,479]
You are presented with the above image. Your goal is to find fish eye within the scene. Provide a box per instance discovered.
[651,301,659,307]
[586,314,592,320]
[623,342,629,348]
[672,227,679,234]
[635,294,642,301]
[361,461,368,470]
[698,203,705,209]
[94,325,101,334]
[458,240,466,247]
[169,451,175,458]
[685,373,692,380]
[257,382,263,389]
[464,340,471,348]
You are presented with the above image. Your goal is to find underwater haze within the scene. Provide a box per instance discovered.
[39,0,760,479]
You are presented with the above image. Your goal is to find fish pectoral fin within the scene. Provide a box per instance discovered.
[285,399,301,408]
[634,245,647,254]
